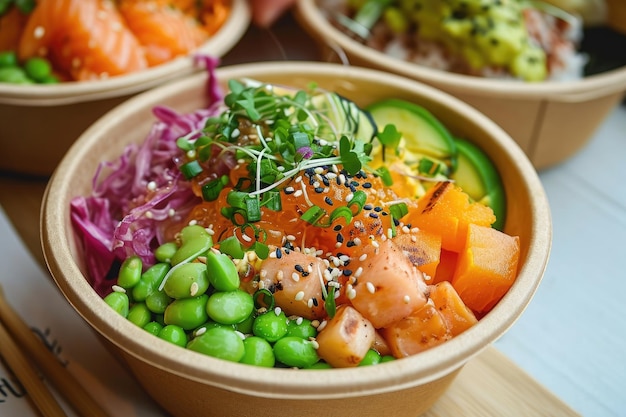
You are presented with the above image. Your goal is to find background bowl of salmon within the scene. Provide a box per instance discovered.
[0,0,249,176]
[41,61,552,417]
[294,0,626,170]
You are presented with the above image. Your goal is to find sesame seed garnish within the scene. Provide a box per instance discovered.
[317,320,328,331]
[145,211,153,219]
[402,225,411,234]
[371,240,380,248]
[275,248,283,259]
[147,181,157,191]
[307,298,314,308]
[294,190,303,197]
[291,272,300,282]
[284,186,295,194]
[34,26,45,39]
[241,234,252,242]
[296,317,304,325]
[274,307,282,316]
[310,339,320,349]
[235,330,246,340]
[324,196,333,206]
[195,327,207,337]
[362,182,372,189]
[366,282,376,294]
[112,285,125,293]
[188,219,198,226]
[354,267,363,278]
[353,237,362,246]
[295,176,303,183]
[286,234,296,241]
[276,270,284,281]
[369,212,379,219]
[403,295,411,304]
[359,253,368,261]
[347,287,357,299]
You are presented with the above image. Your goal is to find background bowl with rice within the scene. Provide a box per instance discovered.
[294,0,626,170]
[41,61,551,417]
[0,0,250,176]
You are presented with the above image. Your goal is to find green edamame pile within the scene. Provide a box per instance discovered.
[0,50,59,84]
[104,224,393,369]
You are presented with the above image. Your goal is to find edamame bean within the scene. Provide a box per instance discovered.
[170,225,212,265]
[381,355,395,363]
[24,57,52,82]
[0,67,33,84]
[306,362,332,370]
[163,262,209,299]
[234,313,254,334]
[205,250,239,291]
[127,303,152,328]
[117,255,142,289]
[0,51,17,68]
[154,242,178,263]
[132,263,170,301]
[358,349,382,367]
[286,318,318,339]
[103,291,129,317]
[164,294,209,330]
[143,321,163,336]
[158,324,187,348]
[240,336,275,367]
[252,310,288,342]
[273,336,319,368]
[187,327,245,362]
[145,289,172,314]
[206,290,254,325]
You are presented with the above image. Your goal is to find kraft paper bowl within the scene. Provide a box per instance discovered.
[0,0,249,176]
[41,62,551,417]
[294,0,626,170]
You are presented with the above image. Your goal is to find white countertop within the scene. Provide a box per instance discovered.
[495,103,626,417]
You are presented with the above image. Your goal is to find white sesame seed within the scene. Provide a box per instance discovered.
[167,208,175,217]
[186,150,196,159]
[347,288,357,299]
[411,227,420,233]
[371,240,380,248]
[34,26,45,39]
[345,192,353,202]
[295,176,303,183]
[274,307,282,316]
[235,330,246,340]
[276,270,284,281]
[188,219,198,226]
[231,128,240,138]
[296,317,304,325]
[353,237,362,246]
[307,298,314,308]
[366,282,376,294]
[311,320,320,328]
[195,327,207,337]
[294,190,303,197]
[145,211,153,219]
[295,291,305,301]
[241,234,252,242]
[310,340,320,349]
[112,285,125,293]
[359,253,368,261]
[403,295,411,304]
[291,272,300,282]
[317,320,327,331]
[286,235,296,241]
[314,167,324,174]
[354,267,363,278]
[411,235,417,243]
[402,226,411,234]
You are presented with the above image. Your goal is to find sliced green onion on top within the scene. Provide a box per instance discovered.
[180,160,203,180]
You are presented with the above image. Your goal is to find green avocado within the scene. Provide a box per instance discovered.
[451,137,506,230]
[366,98,457,177]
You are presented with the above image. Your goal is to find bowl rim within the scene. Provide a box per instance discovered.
[41,61,552,400]
[0,0,250,106]
[295,0,626,102]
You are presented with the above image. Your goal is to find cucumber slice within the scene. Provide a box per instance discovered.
[366,99,457,176]
[311,92,377,141]
[451,137,506,230]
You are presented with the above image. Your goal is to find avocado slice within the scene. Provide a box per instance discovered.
[310,92,378,142]
[451,137,506,230]
[366,99,457,176]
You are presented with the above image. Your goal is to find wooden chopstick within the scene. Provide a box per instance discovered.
[0,285,110,417]
[0,318,68,417]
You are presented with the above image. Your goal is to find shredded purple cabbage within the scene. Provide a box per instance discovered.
[70,56,225,296]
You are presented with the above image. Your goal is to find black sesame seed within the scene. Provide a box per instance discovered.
[343,269,353,276]
[333,224,343,231]
[374,206,383,212]
[393,218,400,226]
[284,188,295,195]
[314,187,324,193]
[312,298,318,307]
[336,233,344,243]
[363,204,373,210]
[369,213,379,219]
[362,182,372,189]
[325,197,334,206]
[276,248,283,258]
[346,241,356,248]
[295,264,304,273]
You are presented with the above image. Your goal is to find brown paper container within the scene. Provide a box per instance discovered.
[294,0,626,170]
[0,0,250,176]
[41,62,551,417]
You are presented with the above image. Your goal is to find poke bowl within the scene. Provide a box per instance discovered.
[0,0,250,176]
[294,0,626,170]
[41,61,551,417]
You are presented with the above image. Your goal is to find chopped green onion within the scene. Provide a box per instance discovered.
[301,206,326,225]
[253,289,275,310]
[252,241,269,260]
[328,206,353,226]
[261,190,282,211]
[325,286,336,318]
[389,202,408,220]
[347,190,367,215]
[245,195,261,222]
[202,175,228,201]
[179,160,203,180]
[219,235,245,259]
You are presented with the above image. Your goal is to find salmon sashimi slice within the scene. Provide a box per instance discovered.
[117,0,209,67]
[18,0,148,80]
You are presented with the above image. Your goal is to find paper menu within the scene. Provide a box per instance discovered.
[0,206,167,417]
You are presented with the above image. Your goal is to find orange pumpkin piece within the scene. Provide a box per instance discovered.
[432,249,457,285]
[406,181,496,253]
[381,303,451,358]
[393,228,442,280]
[452,223,520,314]
[429,281,478,336]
